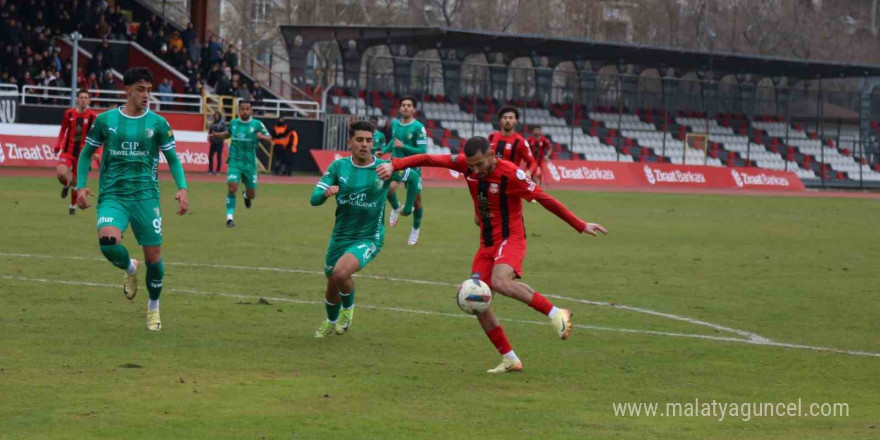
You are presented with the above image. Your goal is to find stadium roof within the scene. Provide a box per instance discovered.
[281,25,880,79]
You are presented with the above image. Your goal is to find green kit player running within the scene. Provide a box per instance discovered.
[369,115,385,156]
[76,67,189,331]
[385,96,428,245]
[213,100,272,227]
[310,121,406,338]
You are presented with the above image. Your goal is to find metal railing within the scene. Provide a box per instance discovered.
[133,0,190,30]
[231,97,322,120]
[0,84,18,95]
[206,30,313,103]
[21,85,204,113]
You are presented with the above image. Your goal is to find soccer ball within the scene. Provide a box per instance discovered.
[456,279,492,315]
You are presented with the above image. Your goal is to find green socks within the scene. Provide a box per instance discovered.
[387,192,400,210]
[146,260,165,301]
[226,193,236,216]
[325,299,341,322]
[100,243,131,270]
[340,289,355,309]
[413,207,423,230]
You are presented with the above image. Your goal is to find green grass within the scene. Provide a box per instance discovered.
[0,175,878,439]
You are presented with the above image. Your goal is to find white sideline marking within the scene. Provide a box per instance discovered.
[2,253,879,358]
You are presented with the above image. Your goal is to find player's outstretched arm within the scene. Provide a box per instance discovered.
[392,154,464,172]
[161,148,189,215]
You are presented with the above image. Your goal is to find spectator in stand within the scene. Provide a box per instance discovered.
[169,45,186,71]
[99,70,114,90]
[168,30,183,52]
[215,74,232,97]
[224,44,238,70]
[76,67,87,90]
[86,73,99,91]
[252,81,265,105]
[181,22,198,63]
[87,52,106,78]
[180,59,196,81]
[207,63,222,89]
[6,18,25,56]
[95,13,111,40]
[153,28,167,53]
[235,82,250,101]
[207,36,221,65]
[109,4,128,40]
[58,9,74,34]
[50,47,62,72]
[220,60,231,81]
[94,39,113,66]
[157,77,173,101]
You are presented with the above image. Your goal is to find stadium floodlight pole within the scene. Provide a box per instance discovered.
[69,31,82,107]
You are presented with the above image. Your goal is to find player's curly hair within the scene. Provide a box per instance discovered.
[497,106,519,120]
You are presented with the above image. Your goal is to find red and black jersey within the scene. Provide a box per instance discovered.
[488,131,536,174]
[392,154,587,247]
[527,135,552,164]
[55,108,98,159]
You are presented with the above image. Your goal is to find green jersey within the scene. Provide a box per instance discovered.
[371,130,386,156]
[84,107,175,202]
[387,119,428,159]
[228,117,269,166]
[311,156,406,242]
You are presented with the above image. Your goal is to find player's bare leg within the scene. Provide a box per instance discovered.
[226,181,238,227]
[491,264,572,340]
[142,245,164,331]
[330,253,359,334]
[97,226,139,300]
[56,164,72,195]
[478,309,523,373]
[243,187,256,209]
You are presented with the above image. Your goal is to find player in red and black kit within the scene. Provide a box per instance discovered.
[527,126,552,187]
[488,106,536,178]
[54,90,99,215]
[377,136,607,374]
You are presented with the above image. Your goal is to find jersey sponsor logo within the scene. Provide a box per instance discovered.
[108,127,117,134]
[339,176,348,183]
[489,183,499,194]
[527,181,536,191]
[97,216,115,224]
[505,143,512,151]
[121,141,140,150]
[338,191,378,209]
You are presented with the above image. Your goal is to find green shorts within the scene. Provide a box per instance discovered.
[96,198,163,246]
[324,239,382,276]
[227,162,258,190]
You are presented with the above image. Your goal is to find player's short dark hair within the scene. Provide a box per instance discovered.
[369,115,379,123]
[532,125,542,131]
[76,89,90,98]
[349,120,375,138]
[399,95,417,107]
[498,106,519,120]
[238,100,252,107]
[123,67,153,86]
[463,136,490,157]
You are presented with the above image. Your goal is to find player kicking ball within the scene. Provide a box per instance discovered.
[213,100,272,227]
[310,121,406,338]
[377,137,607,373]
[75,67,189,331]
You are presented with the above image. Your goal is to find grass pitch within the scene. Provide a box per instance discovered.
[0,174,878,439]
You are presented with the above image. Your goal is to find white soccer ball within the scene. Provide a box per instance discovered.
[456,279,492,315]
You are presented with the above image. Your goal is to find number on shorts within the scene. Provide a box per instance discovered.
[153,217,163,235]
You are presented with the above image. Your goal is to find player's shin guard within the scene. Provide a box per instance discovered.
[413,207,423,230]
[486,326,513,355]
[99,238,131,270]
[529,292,554,315]
[70,188,77,207]
[387,192,400,210]
[340,289,355,309]
[226,193,236,216]
[146,260,164,301]
[325,299,341,323]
